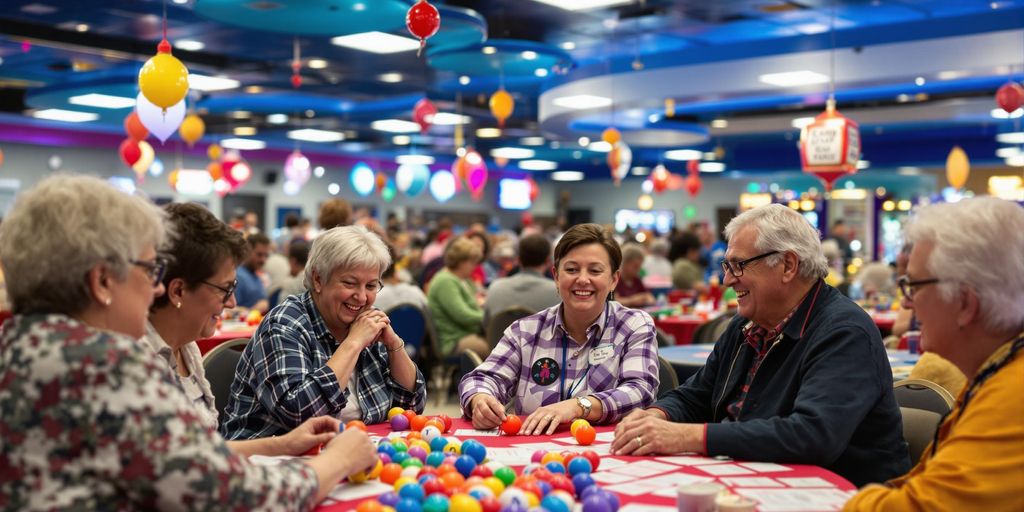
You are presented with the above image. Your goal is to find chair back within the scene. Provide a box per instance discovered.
[657,355,679,398]
[655,327,675,347]
[486,306,534,348]
[202,337,249,420]
[899,406,943,463]
[385,302,430,360]
[894,378,955,415]
[459,348,484,377]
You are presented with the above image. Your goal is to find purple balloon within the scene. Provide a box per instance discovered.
[391,414,410,431]
[135,93,185,144]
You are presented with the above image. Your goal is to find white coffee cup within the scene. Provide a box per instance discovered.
[677,482,725,512]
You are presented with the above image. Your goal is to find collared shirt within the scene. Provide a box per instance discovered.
[235,264,267,308]
[221,291,426,440]
[0,314,317,510]
[725,302,803,420]
[140,321,219,430]
[459,301,659,422]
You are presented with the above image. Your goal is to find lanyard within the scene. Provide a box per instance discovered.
[559,304,609,401]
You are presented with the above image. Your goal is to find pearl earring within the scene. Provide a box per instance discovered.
[175,302,182,309]
[104,298,112,306]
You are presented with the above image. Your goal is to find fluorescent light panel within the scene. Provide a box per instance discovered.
[174,40,205,51]
[552,94,612,109]
[68,93,135,109]
[288,129,345,142]
[267,113,288,124]
[519,160,558,171]
[331,31,419,54]
[476,128,502,138]
[997,132,1024,144]
[698,162,726,173]
[529,0,632,11]
[759,70,830,87]
[372,119,420,133]
[588,141,612,152]
[520,137,546,146]
[491,147,536,159]
[396,154,435,165]
[551,171,584,181]
[432,113,471,125]
[991,108,1024,119]
[31,108,99,122]
[220,138,266,150]
[663,149,702,161]
[188,74,240,91]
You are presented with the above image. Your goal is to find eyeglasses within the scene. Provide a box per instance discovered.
[897,275,941,301]
[130,257,168,286]
[721,251,779,278]
[339,278,384,294]
[202,279,238,305]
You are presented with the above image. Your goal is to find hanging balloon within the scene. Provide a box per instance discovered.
[138,39,190,111]
[489,89,514,128]
[945,145,970,189]
[283,150,311,186]
[666,172,685,191]
[291,73,302,89]
[135,93,186,144]
[798,98,861,191]
[119,138,141,168]
[665,98,676,117]
[467,164,488,201]
[686,159,700,175]
[521,211,534,227]
[995,82,1024,114]
[429,169,456,203]
[178,113,205,147]
[167,169,179,191]
[124,111,149,141]
[207,143,223,161]
[382,177,397,202]
[686,173,703,197]
[494,156,509,168]
[413,98,438,134]
[149,157,164,177]
[406,0,440,56]
[375,172,388,194]
[0,147,4,168]
[452,154,469,183]
[527,177,539,202]
[207,161,222,181]
[397,163,430,197]
[602,127,621,145]
[131,140,155,179]
[651,164,670,194]
[607,141,632,186]
[228,161,252,190]
[350,162,375,197]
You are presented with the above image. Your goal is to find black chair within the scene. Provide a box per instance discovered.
[655,327,675,347]
[384,302,431,361]
[202,338,249,420]
[657,355,680,398]
[486,305,534,348]
[894,379,955,464]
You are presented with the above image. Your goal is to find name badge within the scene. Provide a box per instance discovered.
[589,345,615,365]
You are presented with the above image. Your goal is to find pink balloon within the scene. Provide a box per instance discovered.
[135,93,185,144]
[413,98,437,134]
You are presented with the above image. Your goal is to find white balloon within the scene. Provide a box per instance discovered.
[429,170,456,203]
[136,93,186,144]
[132,140,155,176]
[613,142,632,181]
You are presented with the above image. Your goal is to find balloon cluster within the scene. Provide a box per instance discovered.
[607,142,631,187]
[120,111,154,181]
[452,149,488,201]
[348,409,619,512]
[201,143,251,197]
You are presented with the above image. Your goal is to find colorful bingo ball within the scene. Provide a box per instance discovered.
[401,457,424,469]
[439,471,465,490]
[422,494,450,512]
[392,439,410,452]
[430,436,450,453]
[356,499,384,512]
[460,439,487,464]
[581,450,600,471]
[394,476,418,492]
[403,410,417,421]
[443,441,462,455]
[567,457,593,476]
[392,451,410,465]
[346,420,368,432]
[493,466,517,487]
[548,474,575,496]
[571,473,596,497]
[449,493,482,512]
[470,465,493,479]
[422,477,447,497]
[379,443,398,458]
[479,496,501,512]
[581,493,613,512]
[541,452,565,467]
[381,463,404,484]
[499,487,530,508]
[388,407,406,420]
[570,419,590,436]
[482,475,505,496]
[379,491,401,507]
[398,482,426,502]
[545,461,566,474]
[425,451,446,467]
[350,459,383,483]
[391,414,411,431]
[500,415,522,435]
[411,415,429,432]
[541,495,571,512]
[396,498,422,512]
[531,450,547,464]
[454,455,478,477]
[437,414,453,433]
[408,446,428,462]
[421,425,443,444]
[574,424,596,445]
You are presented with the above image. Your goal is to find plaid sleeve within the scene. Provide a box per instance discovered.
[251,320,344,428]
[458,321,526,415]
[591,311,660,422]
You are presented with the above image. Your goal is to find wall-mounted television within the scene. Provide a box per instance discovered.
[614,209,675,234]
[497,178,532,210]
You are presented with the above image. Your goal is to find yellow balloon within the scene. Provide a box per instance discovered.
[132,140,155,177]
[946,145,970,189]
[138,52,190,110]
[207,162,222,181]
[602,127,621,145]
[178,114,205,147]
[168,169,179,190]
[207,143,223,161]
[489,89,514,127]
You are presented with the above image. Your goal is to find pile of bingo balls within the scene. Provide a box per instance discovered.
[350,408,621,512]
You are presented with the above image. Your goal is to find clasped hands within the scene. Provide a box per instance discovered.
[469,393,582,435]
[345,309,404,353]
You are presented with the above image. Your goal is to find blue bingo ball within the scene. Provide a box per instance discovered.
[571,473,596,497]
[423,494,450,512]
[461,439,487,464]
[454,454,478,478]
[425,451,446,468]
[379,443,398,458]
[379,491,401,507]
[545,461,566,474]
[567,457,593,476]
[541,495,572,512]
[430,436,450,453]
[536,480,552,497]
[418,474,438,485]
[398,482,425,502]
[392,451,410,464]
[396,498,423,512]
[500,503,528,512]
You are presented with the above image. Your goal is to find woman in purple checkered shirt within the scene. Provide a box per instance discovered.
[459,224,660,435]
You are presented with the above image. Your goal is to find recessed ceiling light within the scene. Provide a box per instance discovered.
[577,136,590,146]
[220,138,266,150]
[432,113,471,125]
[21,3,58,14]
[31,108,99,122]
[244,85,263,94]
[519,160,558,171]
[997,132,1024,144]
[551,171,585,181]
[188,74,241,91]
[856,160,871,169]
[482,46,497,55]
[631,166,650,175]
[520,136,546,146]
[230,110,252,119]
[588,141,612,152]
[352,2,366,11]
[529,0,632,11]
[535,68,549,77]
[897,166,921,175]
[75,23,89,32]
[378,72,403,83]
[521,51,538,60]
[331,31,419,54]
[991,108,1023,119]
[758,70,830,87]
[914,76,926,86]
[459,75,471,85]
[491,147,535,159]
[996,147,1021,158]
[560,41,576,50]
[710,119,728,128]
[663,149,702,161]
[68,93,135,109]
[372,119,420,133]
[698,162,726,173]
[476,128,502,138]
[392,135,412,145]
[937,70,969,80]
[233,126,257,136]
[267,113,288,124]
[791,117,815,129]
[288,129,345,142]
[307,58,328,69]
[396,154,435,165]
[174,40,205,51]
[552,94,612,109]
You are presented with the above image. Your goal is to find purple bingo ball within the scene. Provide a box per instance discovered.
[572,473,596,497]
[580,485,603,500]
[408,446,428,462]
[379,453,393,465]
[531,450,547,464]
[581,494,614,512]
[391,414,411,431]
[536,480,552,497]
[603,490,620,512]
[378,491,401,507]
[501,502,529,512]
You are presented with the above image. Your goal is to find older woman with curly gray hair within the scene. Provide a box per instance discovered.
[0,175,377,510]
[223,225,426,438]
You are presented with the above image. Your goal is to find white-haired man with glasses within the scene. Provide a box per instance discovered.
[613,204,910,487]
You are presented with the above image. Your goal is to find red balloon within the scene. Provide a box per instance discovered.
[527,177,539,202]
[291,74,302,89]
[995,82,1024,114]
[119,138,141,167]
[124,112,148,141]
[686,159,700,175]
[413,98,438,134]
[406,0,440,52]
[521,211,534,226]
[686,173,702,197]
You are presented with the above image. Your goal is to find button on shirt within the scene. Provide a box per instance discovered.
[221,291,427,439]
[459,301,659,422]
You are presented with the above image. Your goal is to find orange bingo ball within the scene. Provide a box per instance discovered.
[379,463,404,485]
[410,415,429,432]
[403,410,417,422]
[575,424,596,445]
[356,499,383,512]
[406,431,423,441]
[440,471,466,490]
[345,420,368,432]
[501,415,522,435]
[425,418,445,431]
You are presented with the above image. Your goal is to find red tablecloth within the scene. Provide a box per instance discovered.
[196,329,254,355]
[654,314,713,345]
[317,418,855,511]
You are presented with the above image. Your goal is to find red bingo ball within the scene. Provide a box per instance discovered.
[582,450,600,471]
[437,414,453,433]
[501,415,522,435]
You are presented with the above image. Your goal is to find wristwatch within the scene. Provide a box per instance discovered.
[576,396,593,419]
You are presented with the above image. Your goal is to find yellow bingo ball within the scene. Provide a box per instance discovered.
[483,476,505,496]
[388,407,406,420]
[444,441,462,455]
[570,419,590,436]
[393,476,417,492]
[411,440,431,453]
[541,452,565,467]
[525,491,540,508]
[367,459,383,479]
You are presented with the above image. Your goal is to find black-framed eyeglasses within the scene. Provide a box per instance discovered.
[201,280,237,303]
[130,257,168,286]
[897,275,941,301]
[721,251,779,278]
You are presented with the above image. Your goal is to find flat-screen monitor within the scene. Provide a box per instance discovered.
[497,178,532,210]
[614,208,675,234]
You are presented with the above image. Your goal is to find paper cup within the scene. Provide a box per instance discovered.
[716,492,756,512]
[677,482,724,512]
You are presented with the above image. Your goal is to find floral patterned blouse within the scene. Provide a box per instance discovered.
[0,314,319,511]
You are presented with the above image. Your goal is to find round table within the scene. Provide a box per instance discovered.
[660,346,921,383]
[316,418,856,511]
[196,321,255,355]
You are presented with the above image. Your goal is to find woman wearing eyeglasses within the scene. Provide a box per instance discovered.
[0,175,378,509]
[843,197,1024,511]
[222,225,426,439]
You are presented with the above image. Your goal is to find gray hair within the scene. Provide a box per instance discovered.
[723,203,828,280]
[906,197,1024,332]
[303,225,391,290]
[621,243,646,263]
[820,239,842,264]
[649,237,670,257]
[0,174,166,315]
